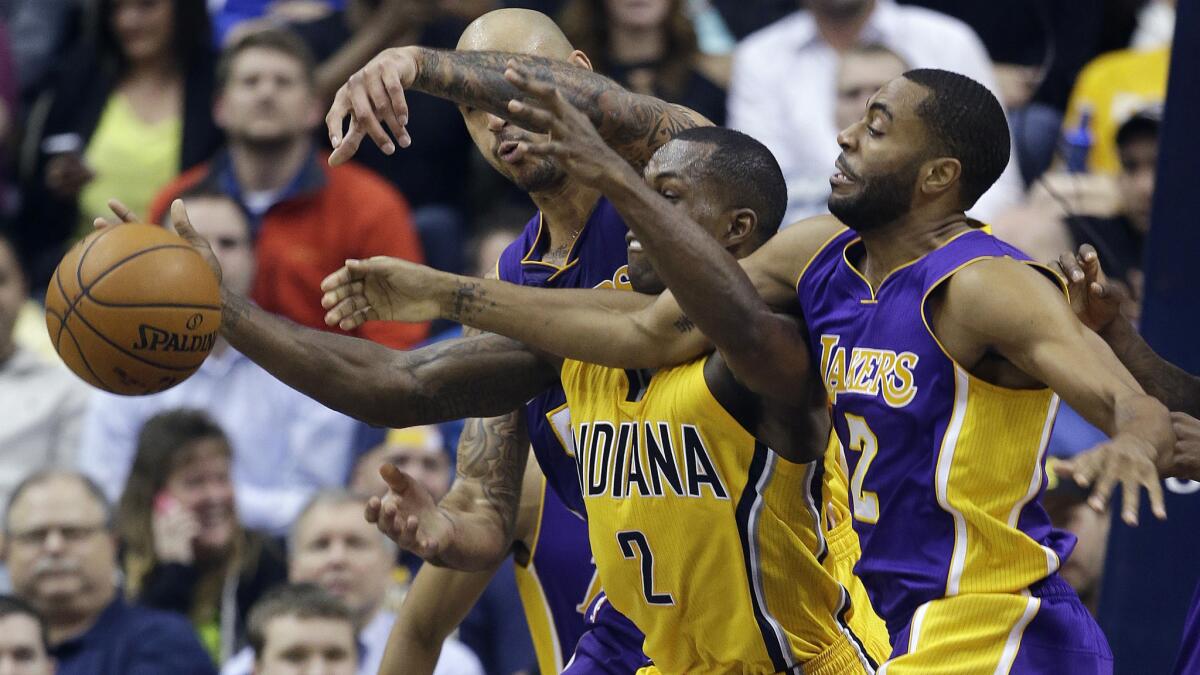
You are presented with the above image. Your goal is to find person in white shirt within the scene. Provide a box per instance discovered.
[0,232,88,521]
[222,492,483,675]
[76,192,358,535]
[729,0,1022,223]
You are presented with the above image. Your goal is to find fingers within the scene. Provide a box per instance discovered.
[1088,468,1117,515]
[107,199,140,223]
[1078,243,1103,281]
[329,119,366,166]
[325,295,372,329]
[169,199,200,243]
[506,98,556,131]
[1058,250,1084,285]
[364,496,381,524]
[347,75,395,155]
[1145,472,1166,521]
[381,67,411,148]
[327,87,351,149]
[379,463,414,492]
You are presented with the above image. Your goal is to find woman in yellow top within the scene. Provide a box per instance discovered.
[20,0,222,284]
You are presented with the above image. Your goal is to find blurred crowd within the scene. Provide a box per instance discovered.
[0,0,1180,673]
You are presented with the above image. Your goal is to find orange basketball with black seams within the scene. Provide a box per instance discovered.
[44,223,221,395]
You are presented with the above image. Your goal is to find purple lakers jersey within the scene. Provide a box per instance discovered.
[515,476,600,673]
[796,227,1077,637]
[497,197,631,517]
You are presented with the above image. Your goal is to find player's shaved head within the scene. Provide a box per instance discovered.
[457,8,575,59]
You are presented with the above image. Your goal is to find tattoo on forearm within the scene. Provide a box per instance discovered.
[673,314,695,334]
[415,49,703,165]
[455,412,527,535]
[393,334,551,424]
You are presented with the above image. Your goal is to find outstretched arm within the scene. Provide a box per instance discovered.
[1056,245,1200,417]
[936,258,1174,525]
[96,200,557,428]
[326,46,710,166]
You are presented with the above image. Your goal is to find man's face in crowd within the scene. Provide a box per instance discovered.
[5,477,116,629]
[217,47,321,148]
[1117,131,1158,235]
[253,615,356,675]
[289,501,394,622]
[0,614,54,675]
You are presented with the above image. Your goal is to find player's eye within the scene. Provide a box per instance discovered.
[867,126,883,138]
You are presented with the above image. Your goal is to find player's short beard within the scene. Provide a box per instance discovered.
[513,160,568,194]
[827,160,919,233]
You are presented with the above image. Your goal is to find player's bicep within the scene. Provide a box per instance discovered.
[950,260,1139,432]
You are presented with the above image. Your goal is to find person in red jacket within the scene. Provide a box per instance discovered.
[149,28,427,350]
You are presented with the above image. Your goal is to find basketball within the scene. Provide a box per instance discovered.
[43,223,221,396]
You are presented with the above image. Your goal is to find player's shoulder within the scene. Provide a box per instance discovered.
[941,255,1064,314]
[769,214,849,267]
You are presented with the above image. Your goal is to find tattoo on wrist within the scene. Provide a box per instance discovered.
[447,280,493,324]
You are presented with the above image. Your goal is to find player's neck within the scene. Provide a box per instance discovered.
[228,136,313,193]
[856,212,970,288]
[530,180,602,259]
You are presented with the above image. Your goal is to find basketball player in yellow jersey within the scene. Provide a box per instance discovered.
[325,125,890,673]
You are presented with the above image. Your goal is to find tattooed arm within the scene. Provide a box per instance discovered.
[326,46,710,167]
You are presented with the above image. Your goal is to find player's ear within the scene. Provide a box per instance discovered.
[724,208,757,247]
[921,157,961,199]
[569,50,593,71]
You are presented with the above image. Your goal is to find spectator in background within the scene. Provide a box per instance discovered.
[19,0,222,287]
[78,190,359,536]
[559,0,726,125]
[286,1,478,276]
[0,595,56,675]
[833,43,907,132]
[222,491,483,675]
[728,0,1021,224]
[1061,43,1169,176]
[242,584,356,675]
[4,470,215,674]
[4,0,81,97]
[147,28,428,349]
[351,427,451,500]
[351,434,536,675]
[0,233,88,522]
[117,410,289,664]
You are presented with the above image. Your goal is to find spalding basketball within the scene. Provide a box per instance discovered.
[44,224,221,395]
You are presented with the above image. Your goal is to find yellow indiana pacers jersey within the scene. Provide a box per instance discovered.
[560,356,889,674]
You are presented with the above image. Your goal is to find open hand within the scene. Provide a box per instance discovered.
[364,464,454,560]
[1054,244,1122,333]
[94,198,223,286]
[1064,432,1168,526]
[326,46,418,166]
[502,61,632,188]
[320,256,447,329]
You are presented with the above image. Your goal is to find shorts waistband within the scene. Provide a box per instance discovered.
[1030,574,1078,600]
[825,518,861,567]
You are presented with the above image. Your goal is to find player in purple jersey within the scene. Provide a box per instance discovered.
[96,8,706,673]
[345,68,1179,672]
[1055,245,1200,674]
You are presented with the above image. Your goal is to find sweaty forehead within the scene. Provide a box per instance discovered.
[646,139,711,182]
[457,9,574,59]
